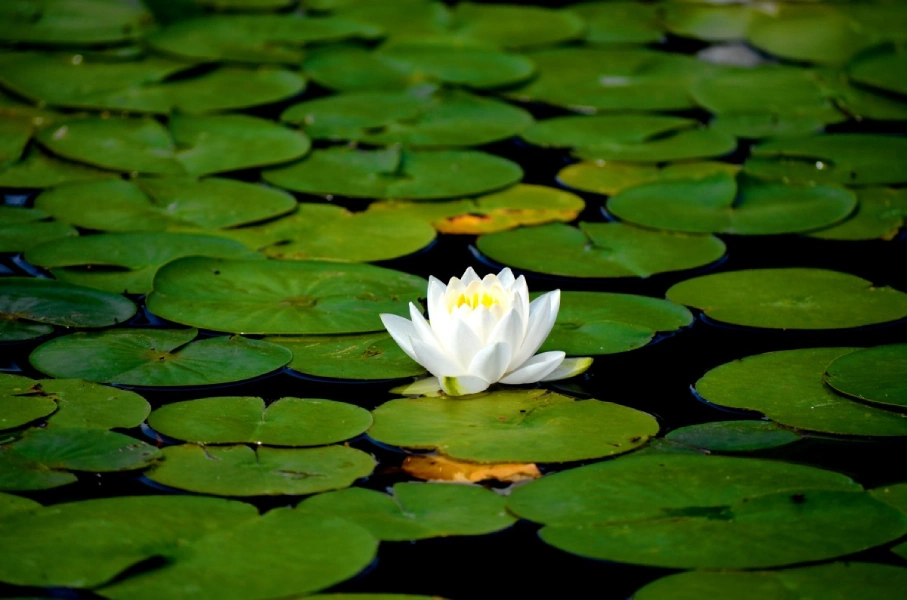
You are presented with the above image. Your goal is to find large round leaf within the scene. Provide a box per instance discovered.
[298,482,515,541]
[146,444,375,496]
[557,161,740,197]
[0,277,136,342]
[662,3,767,42]
[825,344,907,409]
[263,146,521,200]
[0,373,56,431]
[0,205,77,252]
[0,0,154,45]
[664,420,801,453]
[809,187,907,241]
[695,347,907,437]
[30,328,292,386]
[476,222,726,278]
[572,1,662,45]
[369,389,659,463]
[148,396,372,446]
[448,3,585,49]
[0,147,116,189]
[666,268,907,329]
[146,257,426,334]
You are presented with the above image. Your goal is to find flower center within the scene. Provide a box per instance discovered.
[454,291,499,310]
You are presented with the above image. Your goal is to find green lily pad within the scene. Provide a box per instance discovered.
[220,203,436,262]
[557,161,740,197]
[37,114,311,176]
[369,389,659,463]
[0,117,32,166]
[507,47,720,113]
[197,0,295,8]
[264,332,426,380]
[445,3,585,50]
[666,268,907,330]
[0,495,258,588]
[0,0,154,45]
[665,420,801,453]
[148,396,372,446]
[298,482,515,541]
[303,41,535,92]
[825,344,907,409]
[0,373,56,431]
[0,206,77,252]
[322,0,448,38]
[537,291,692,356]
[146,257,426,334]
[695,347,907,437]
[30,328,291,386]
[0,147,116,189]
[0,427,160,491]
[709,113,828,140]
[146,444,375,496]
[476,222,726,279]
[809,187,907,241]
[663,3,768,42]
[282,88,532,147]
[522,114,735,163]
[633,562,907,600]
[98,508,378,600]
[508,453,904,568]
[34,177,296,233]
[0,491,40,518]
[849,45,907,97]
[148,14,381,63]
[607,172,857,235]
[871,483,907,515]
[571,1,662,45]
[263,146,521,200]
[0,277,136,342]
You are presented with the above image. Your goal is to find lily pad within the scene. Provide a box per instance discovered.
[146,257,426,334]
[148,396,372,446]
[37,114,311,176]
[264,332,426,380]
[745,134,907,186]
[282,88,532,147]
[522,115,735,163]
[508,453,904,568]
[849,45,907,97]
[663,3,769,42]
[0,277,136,342]
[0,206,77,252]
[0,427,160,491]
[809,187,907,241]
[298,482,515,541]
[34,177,297,233]
[557,161,740,197]
[146,444,375,496]
[571,1,662,45]
[607,172,857,235]
[0,147,116,189]
[666,268,907,330]
[0,373,56,431]
[25,232,260,294]
[148,14,381,63]
[30,328,291,387]
[695,347,907,437]
[220,203,436,262]
[263,146,521,200]
[0,0,154,45]
[538,291,692,356]
[634,562,907,600]
[445,3,585,50]
[0,491,40,518]
[825,344,907,409]
[665,420,801,453]
[369,389,659,463]
[476,222,726,279]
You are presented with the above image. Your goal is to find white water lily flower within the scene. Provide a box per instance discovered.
[380,267,593,396]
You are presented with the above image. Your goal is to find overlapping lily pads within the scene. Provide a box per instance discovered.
[572,1,662,45]
[662,3,768,42]
[809,187,907,241]
[557,161,740,197]
[476,222,726,279]
[849,45,907,96]
[263,146,521,200]
[148,396,372,445]
[0,277,136,342]
[30,328,292,386]
[298,482,515,541]
[0,0,154,45]
[369,389,659,463]
[825,344,907,409]
[508,453,906,568]
[0,147,116,189]
[666,268,907,330]
[146,257,426,334]
[0,373,56,430]
[0,205,77,252]
[695,347,907,437]
[664,420,801,453]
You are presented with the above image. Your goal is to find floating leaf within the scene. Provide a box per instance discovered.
[572,1,662,45]
[0,277,136,342]
[263,146,521,200]
[0,373,56,431]
[849,44,907,97]
[298,482,515,541]
[809,187,907,241]
[665,420,801,453]
[476,222,726,278]
[369,389,659,463]
[146,444,375,496]
[666,268,907,330]
[146,257,426,334]
[825,344,907,409]
[0,205,77,252]
[445,3,585,50]
[696,347,907,437]
[663,3,769,42]
[148,396,372,446]
[0,147,116,189]
[0,491,40,518]
[30,328,291,386]
[402,454,540,483]
[0,0,154,45]
[557,161,740,197]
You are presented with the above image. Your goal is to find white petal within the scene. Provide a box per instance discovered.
[497,268,515,287]
[440,375,490,396]
[511,290,560,367]
[465,305,497,344]
[488,307,524,353]
[541,357,594,382]
[513,285,530,336]
[444,317,484,370]
[380,313,418,361]
[411,337,461,378]
[427,277,446,320]
[500,351,565,385]
[409,302,438,346]
[461,267,480,285]
[393,376,442,396]
[467,341,512,384]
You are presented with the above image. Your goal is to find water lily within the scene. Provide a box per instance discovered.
[381,267,593,396]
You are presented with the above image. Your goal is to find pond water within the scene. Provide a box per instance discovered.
[2,0,907,599]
